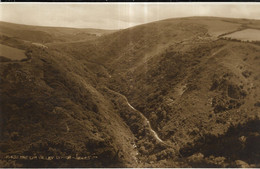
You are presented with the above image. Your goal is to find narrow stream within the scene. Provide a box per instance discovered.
[126,102,163,142]
[108,88,164,143]
[104,86,165,144]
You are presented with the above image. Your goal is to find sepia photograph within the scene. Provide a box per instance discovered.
[0,2,260,168]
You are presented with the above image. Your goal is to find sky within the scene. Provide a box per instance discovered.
[0,3,260,30]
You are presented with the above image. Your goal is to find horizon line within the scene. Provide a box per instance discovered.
[1,16,259,30]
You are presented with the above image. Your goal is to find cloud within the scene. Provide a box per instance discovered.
[0,3,259,29]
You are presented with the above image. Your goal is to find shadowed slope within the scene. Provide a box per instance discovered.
[0,17,260,167]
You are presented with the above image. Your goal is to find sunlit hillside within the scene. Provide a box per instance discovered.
[0,17,259,168]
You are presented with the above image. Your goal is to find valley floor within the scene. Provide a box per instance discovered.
[0,17,260,167]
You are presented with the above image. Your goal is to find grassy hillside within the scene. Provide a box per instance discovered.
[0,46,137,167]
[0,21,115,44]
[0,17,259,167]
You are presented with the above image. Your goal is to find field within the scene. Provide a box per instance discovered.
[0,44,27,60]
[223,29,260,41]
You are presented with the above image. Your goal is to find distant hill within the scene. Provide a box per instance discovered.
[0,17,260,167]
[0,21,115,44]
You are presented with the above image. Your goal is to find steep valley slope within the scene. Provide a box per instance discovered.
[0,17,260,167]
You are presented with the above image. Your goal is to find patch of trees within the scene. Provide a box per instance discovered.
[180,118,260,167]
